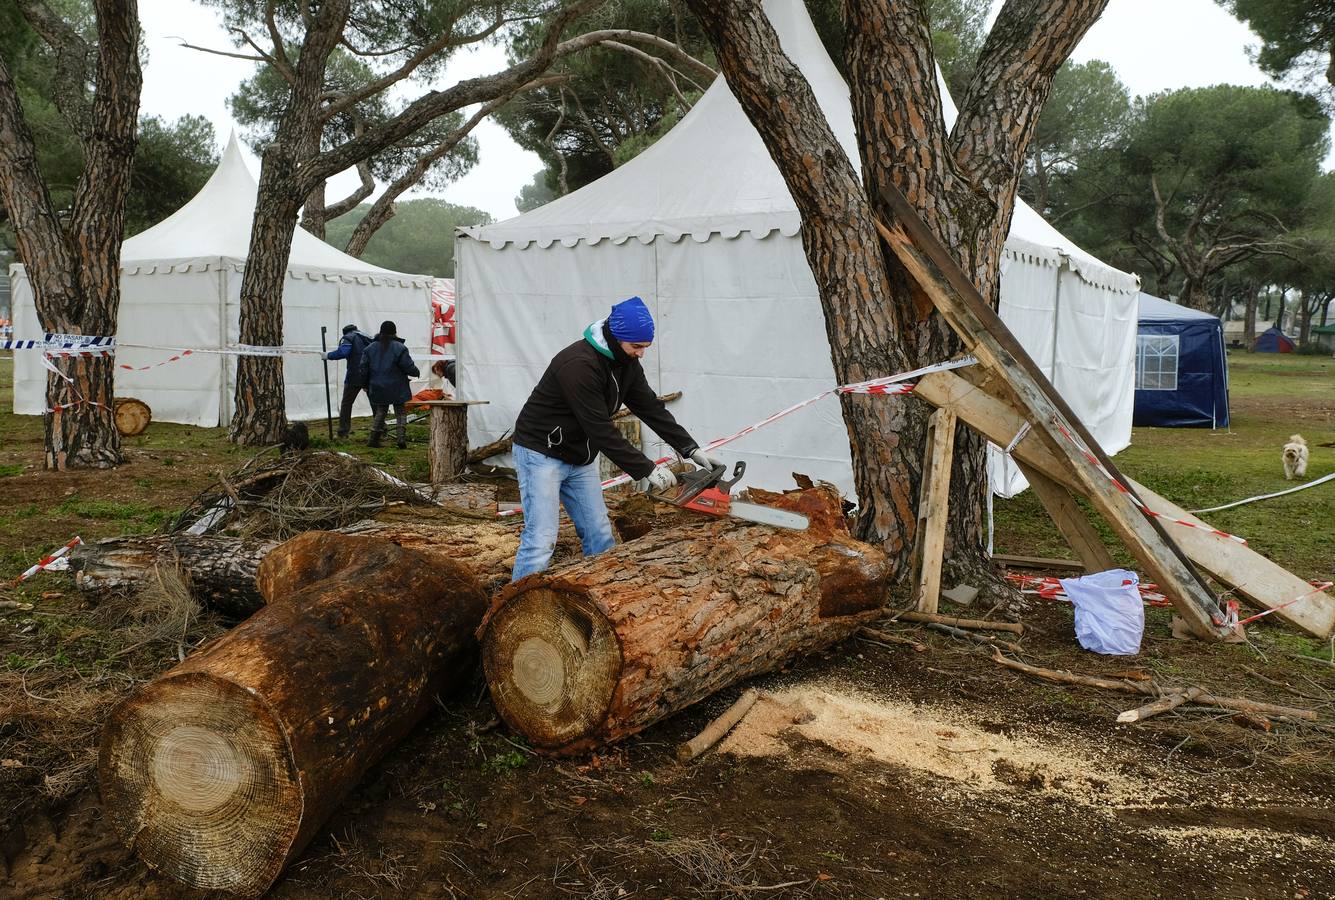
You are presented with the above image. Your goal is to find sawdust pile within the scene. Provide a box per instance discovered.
[717,683,1140,805]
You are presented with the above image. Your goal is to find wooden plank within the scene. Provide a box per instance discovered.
[1016,462,1117,574]
[872,186,1227,640]
[916,370,1335,638]
[914,408,956,614]
[1124,478,1335,639]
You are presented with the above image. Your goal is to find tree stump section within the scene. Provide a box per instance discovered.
[425,401,486,484]
[113,397,152,437]
[480,485,891,755]
[98,533,488,896]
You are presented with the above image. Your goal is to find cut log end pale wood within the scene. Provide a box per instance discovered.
[100,673,299,894]
[114,397,151,437]
[483,586,623,751]
[100,533,489,896]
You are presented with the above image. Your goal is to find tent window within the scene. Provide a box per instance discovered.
[1136,334,1179,391]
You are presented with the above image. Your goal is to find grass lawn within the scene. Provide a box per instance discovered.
[994,351,1334,582]
[0,353,435,588]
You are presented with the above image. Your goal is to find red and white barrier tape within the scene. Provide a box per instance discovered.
[14,536,83,584]
[118,349,195,371]
[1236,582,1334,627]
[1005,572,1172,608]
[1050,420,1249,546]
[497,357,977,517]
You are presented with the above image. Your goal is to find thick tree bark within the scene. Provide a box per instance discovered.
[480,485,891,755]
[682,0,1105,586]
[99,533,488,897]
[230,0,350,445]
[227,0,606,443]
[0,0,142,469]
[70,534,280,620]
[1244,283,1258,348]
[70,519,585,613]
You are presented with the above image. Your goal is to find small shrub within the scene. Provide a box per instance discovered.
[482,750,528,774]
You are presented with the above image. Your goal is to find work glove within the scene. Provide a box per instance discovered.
[690,448,725,470]
[636,463,677,493]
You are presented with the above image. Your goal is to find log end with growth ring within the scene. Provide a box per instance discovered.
[482,586,623,751]
[99,672,301,895]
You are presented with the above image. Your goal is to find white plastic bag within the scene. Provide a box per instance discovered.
[1059,568,1144,656]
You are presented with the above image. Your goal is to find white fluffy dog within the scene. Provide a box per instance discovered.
[1282,434,1309,480]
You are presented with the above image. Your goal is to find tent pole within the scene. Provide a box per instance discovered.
[320,326,334,440]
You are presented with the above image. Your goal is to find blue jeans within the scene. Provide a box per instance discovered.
[511,444,616,581]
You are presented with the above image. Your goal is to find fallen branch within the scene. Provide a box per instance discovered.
[927,622,1024,654]
[1116,688,1204,724]
[991,651,1318,722]
[896,610,1024,635]
[858,626,927,652]
[676,688,760,762]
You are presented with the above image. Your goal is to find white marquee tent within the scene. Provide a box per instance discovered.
[10,135,433,427]
[456,0,1139,497]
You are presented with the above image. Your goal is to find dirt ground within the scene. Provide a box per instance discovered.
[7,600,1335,900]
[2,353,1334,899]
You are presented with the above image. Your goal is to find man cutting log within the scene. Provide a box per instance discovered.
[510,296,722,580]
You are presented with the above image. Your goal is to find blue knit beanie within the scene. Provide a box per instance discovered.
[607,296,654,343]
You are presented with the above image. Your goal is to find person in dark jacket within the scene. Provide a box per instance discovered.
[358,320,420,449]
[326,324,371,438]
[510,296,722,581]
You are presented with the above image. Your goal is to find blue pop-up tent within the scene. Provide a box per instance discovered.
[1253,325,1296,353]
[1134,294,1230,428]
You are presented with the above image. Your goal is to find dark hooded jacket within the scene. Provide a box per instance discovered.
[359,335,420,405]
[327,330,371,386]
[513,321,697,479]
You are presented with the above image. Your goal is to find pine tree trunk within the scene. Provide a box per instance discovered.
[99,533,488,897]
[229,1,351,446]
[230,178,302,446]
[683,0,1105,589]
[1181,275,1212,311]
[0,1,141,470]
[481,486,890,755]
[300,179,327,239]
[1244,284,1258,349]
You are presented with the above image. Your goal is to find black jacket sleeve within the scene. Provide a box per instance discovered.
[623,365,698,459]
[554,357,658,479]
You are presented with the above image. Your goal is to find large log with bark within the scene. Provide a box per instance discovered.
[70,534,279,619]
[480,485,891,755]
[70,512,604,614]
[98,533,488,896]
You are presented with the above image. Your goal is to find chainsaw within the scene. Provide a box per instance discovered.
[650,461,809,531]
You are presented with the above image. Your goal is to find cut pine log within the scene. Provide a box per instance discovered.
[480,485,890,755]
[98,533,488,896]
[70,519,542,615]
[70,534,278,619]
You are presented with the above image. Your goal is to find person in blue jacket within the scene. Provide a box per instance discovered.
[509,296,722,581]
[358,320,420,449]
[325,324,371,438]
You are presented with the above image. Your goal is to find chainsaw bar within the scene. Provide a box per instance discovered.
[650,460,809,531]
[726,501,810,531]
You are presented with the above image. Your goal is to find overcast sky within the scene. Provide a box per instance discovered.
[136,0,1323,223]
